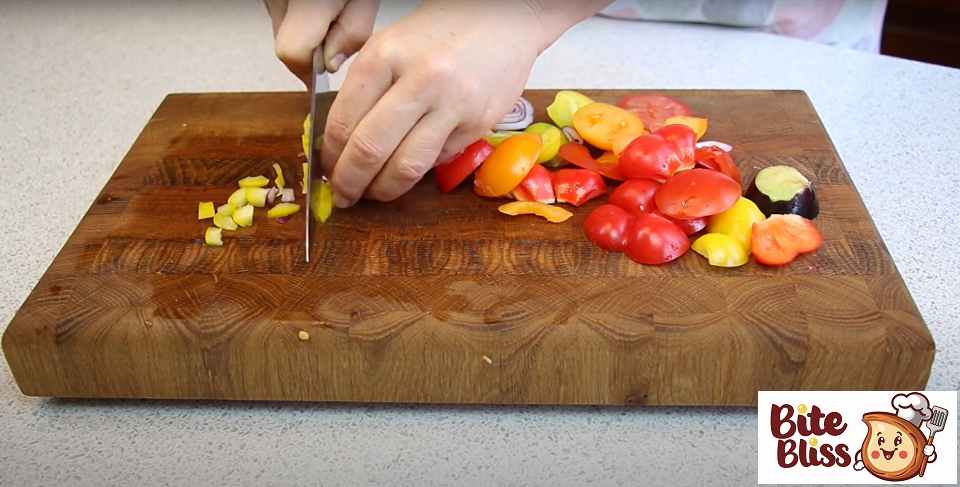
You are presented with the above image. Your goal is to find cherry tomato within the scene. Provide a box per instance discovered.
[552,169,607,207]
[474,133,542,197]
[617,93,692,132]
[655,168,742,220]
[607,179,661,217]
[623,212,690,265]
[751,214,822,266]
[582,204,635,252]
[434,139,494,193]
[618,133,682,183]
[510,163,555,204]
[695,146,742,185]
[571,103,645,151]
[656,124,696,172]
[557,142,627,181]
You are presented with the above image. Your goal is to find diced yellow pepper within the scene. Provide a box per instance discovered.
[214,213,238,231]
[310,180,333,222]
[238,175,270,188]
[198,201,215,220]
[302,162,308,194]
[267,203,300,219]
[228,188,247,208]
[217,203,237,216]
[245,187,268,208]
[273,163,285,192]
[233,204,254,227]
[204,227,223,246]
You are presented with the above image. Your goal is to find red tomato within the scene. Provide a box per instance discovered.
[618,134,682,183]
[617,93,693,132]
[607,179,661,217]
[660,212,708,236]
[582,204,635,252]
[655,168,741,220]
[656,124,696,172]
[510,163,555,204]
[623,212,691,265]
[557,142,627,181]
[694,146,742,185]
[434,139,494,193]
[751,214,823,266]
[552,169,607,206]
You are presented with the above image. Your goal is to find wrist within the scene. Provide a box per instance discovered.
[518,0,616,53]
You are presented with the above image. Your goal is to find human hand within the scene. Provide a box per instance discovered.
[264,0,380,86]
[319,0,552,207]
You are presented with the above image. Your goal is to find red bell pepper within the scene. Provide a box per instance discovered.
[557,142,628,181]
[552,168,607,207]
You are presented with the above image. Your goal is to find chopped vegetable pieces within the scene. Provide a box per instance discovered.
[498,201,573,223]
[751,214,823,266]
[233,204,254,227]
[213,213,238,231]
[204,227,223,246]
[692,233,749,267]
[273,163,285,191]
[246,187,269,208]
[228,188,248,208]
[267,203,300,219]
[198,202,215,220]
[311,179,333,222]
[281,188,296,203]
[239,176,269,188]
[217,203,236,216]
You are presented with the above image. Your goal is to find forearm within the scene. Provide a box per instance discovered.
[520,0,617,52]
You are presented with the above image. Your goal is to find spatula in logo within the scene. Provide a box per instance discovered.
[919,406,948,477]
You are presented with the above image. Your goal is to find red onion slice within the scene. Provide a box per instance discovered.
[276,216,292,224]
[561,126,583,145]
[281,188,295,203]
[266,187,279,204]
[494,97,534,131]
[696,140,733,152]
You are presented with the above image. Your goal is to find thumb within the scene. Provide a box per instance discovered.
[274,0,345,86]
[322,0,380,73]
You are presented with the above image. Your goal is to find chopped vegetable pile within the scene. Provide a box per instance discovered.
[434,90,823,267]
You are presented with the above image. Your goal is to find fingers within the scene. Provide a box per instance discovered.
[327,77,430,206]
[273,0,343,86]
[323,0,380,73]
[364,109,459,202]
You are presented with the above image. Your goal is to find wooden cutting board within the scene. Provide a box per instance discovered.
[1,90,935,406]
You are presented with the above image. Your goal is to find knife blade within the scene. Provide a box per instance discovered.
[305,46,330,262]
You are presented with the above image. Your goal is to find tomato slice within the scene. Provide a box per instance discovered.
[611,134,640,156]
[552,169,607,206]
[434,139,495,193]
[607,178,660,217]
[751,214,823,265]
[498,201,572,223]
[695,146,742,185]
[655,168,742,220]
[617,93,692,132]
[557,142,627,181]
[473,133,542,197]
[618,134,682,183]
[662,116,708,141]
[510,163,555,204]
[571,103,645,151]
[662,212,708,236]
[582,204,635,252]
[596,151,619,165]
[655,124,696,172]
[623,212,690,265]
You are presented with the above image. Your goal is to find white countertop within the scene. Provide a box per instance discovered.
[2,1,958,486]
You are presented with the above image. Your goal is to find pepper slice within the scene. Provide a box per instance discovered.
[273,163,285,192]
[238,176,270,188]
[498,201,572,223]
[267,203,300,219]
[557,142,627,181]
[310,179,333,222]
[198,202,215,220]
[204,227,223,246]
[692,233,749,267]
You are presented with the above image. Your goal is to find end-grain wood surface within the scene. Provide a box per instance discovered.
[1,90,935,406]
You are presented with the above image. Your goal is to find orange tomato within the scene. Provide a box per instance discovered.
[473,133,542,197]
[572,103,645,151]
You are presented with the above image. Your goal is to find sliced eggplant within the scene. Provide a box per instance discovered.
[745,165,819,220]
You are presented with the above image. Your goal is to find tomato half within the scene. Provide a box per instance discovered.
[552,169,607,206]
[572,103,645,151]
[751,214,823,266]
[695,146,742,185]
[618,134,682,183]
[607,178,661,217]
[582,204,635,252]
[510,163,555,204]
[655,168,742,220]
[655,124,696,172]
[434,139,495,193]
[557,142,627,181]
[474,133,542,197]
[623,212,690,265]
[617,93,692,132]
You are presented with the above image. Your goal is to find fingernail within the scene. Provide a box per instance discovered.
[328,54,346,73]
[334,194,352,209]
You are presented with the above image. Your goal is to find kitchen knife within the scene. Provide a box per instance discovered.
[305,46,330,262]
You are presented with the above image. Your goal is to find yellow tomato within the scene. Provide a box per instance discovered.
[572,103,645,151]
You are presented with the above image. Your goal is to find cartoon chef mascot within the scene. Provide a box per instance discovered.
[854,392,937,481]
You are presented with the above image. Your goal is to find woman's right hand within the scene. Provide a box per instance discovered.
[264,0,380,87]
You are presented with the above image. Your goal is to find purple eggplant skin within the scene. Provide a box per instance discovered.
[745,179,819,220]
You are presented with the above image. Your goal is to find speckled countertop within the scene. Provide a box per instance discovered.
[1,1,958,486]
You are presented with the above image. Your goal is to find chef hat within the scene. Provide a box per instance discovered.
[892,393,932,427]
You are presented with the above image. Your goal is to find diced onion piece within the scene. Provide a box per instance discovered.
[198,201,215,220]
[204,227,223,246]
[696,140,733,152]
[233,204,254,227]
[494,97,534,131]
[281,188,295,203]
[217,203,237,216]
[561,126,583,145]
[267,203,300,219]
[213,213,238,231]
[498,201,572,223]
[310,180,333,222]
[238,175,269,188]
[246,187,269,208]
[273,163,285,191]
[266,187,278,205]
[302,163,308,194]
[228,188,248,208]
